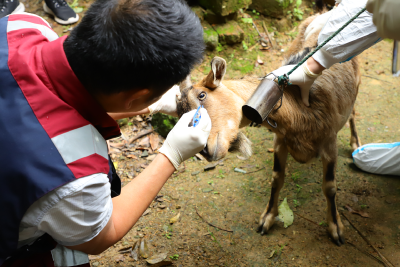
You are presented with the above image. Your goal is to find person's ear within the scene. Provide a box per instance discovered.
[124,88,151,110]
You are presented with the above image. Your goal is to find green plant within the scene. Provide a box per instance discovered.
[169,254,179,260]
[293,199,300,207]
[241,18,253,24]
[68,0,83,13]
[242,41,248,51]
[296,184,302,193]
[319,221,328,227]
[293,8,303,20]
[208,180,214,185]
[165,232,172,239]
[360,204,367,209]
[209,230,222,247]
[216,43,223,52]
[291,172,300,182]
[151,113,178,137]
[128,122,133,126]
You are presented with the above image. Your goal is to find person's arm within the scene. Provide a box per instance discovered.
[367,0,400,41]
[66,108,211,254]
[108,108,149,120]
[66,153,174,254]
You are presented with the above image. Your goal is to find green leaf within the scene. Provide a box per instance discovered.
[73,6,83,13]
[296,0,302,7]
[241,18,253,24]
[278,198,294,228]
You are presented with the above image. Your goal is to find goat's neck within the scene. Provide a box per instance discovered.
[227,81,294,131]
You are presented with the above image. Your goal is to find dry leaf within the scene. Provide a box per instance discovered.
[345,205,370,218]
[139,238,149,258]
[195,153,206,161]
[139,136,150,147]
[88,255,101,260]
[110,148,121,154]
[257,55,264,65]
[169,212,181,224]
[149,133,159,150]
[268,250,275,259]
[131,241,139,261]
[142,208,151,216]
[146,253,168,264]
[110,142,125,148]
[267,148,274,153]
[135,115,143,122]
[150,261,174,267]
[126,154,138,159]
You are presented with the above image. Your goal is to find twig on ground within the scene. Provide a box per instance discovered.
[128,129,153,144]
[347,241,385,266]
[362,75,392,84]
[195,206,233,233]
[262,21,276,50]
[246,166,266,174]
[251,21,269,45]
[341,212,395,267]
[294,212,321,227]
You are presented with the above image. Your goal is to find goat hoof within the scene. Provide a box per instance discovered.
[333,238,341,247]
[257,212,276,236]
[339,236,346,245]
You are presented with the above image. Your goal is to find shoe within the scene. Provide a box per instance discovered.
[0,0,25,19]
[43,0,78,25]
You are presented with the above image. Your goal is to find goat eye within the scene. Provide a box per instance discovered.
[198,92,207,101]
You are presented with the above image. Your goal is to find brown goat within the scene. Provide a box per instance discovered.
[176,14,362,246]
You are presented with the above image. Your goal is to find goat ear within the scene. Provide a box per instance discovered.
[204,57,226,89]
[179,75,192,91]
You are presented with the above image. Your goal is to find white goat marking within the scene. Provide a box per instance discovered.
[227,119,235,129]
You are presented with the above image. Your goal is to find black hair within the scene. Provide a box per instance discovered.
[64,0,204,95]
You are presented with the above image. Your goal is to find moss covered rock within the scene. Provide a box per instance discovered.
[202,21,219,50]
[204,8,239,24]
[199,0,251,17]
[250,0,294,19]
[191,6,205,21]
[214,20,244,45]
[151,113,178,138]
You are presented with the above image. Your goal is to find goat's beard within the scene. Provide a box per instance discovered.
[228,131,253,159]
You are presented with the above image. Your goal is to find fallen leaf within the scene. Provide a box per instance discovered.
[88,255,101,260]
[139,136,150,147]
[149,134,159,150]
[114,254,125,262]
[118,246,132,254]
[131,241,139,261]
[139,238,149,259]
[135,115,143,122]
[110,148,121,154]
[142,208,151,216]
[150,261,174,267]
[110,142,125,148]
[368,127,375,132]
[146,253,168,264]
[268,250,275,259]
[126,154,138,159]
[278,197,294,228]
[158,204,167,209]
[147,154,156,161]
[257,55,264,65]
[204,161,219,171]
[170,212,181,224]
[195,153,206,161]
[345,205,370,218]
[267,148,274,153]
[141,150,149,157]
[237,155,248,160]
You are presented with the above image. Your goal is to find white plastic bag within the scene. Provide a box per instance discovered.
[352,142,400,175]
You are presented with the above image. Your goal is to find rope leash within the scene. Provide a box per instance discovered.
[277,7,367,87]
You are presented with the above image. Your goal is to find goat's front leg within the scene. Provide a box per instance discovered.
[257,136,288,235]
[322,140,345,246]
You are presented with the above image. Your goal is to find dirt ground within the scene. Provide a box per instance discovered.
[20,1,400,266]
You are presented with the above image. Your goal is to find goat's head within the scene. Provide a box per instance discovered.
[176,57,252,162]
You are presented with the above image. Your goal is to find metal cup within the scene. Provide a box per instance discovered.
[242,77,282,127]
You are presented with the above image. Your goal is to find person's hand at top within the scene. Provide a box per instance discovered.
[159,108,211,169]
[148,85,181,117]
[366,0,400,41]
[268,57,324,107]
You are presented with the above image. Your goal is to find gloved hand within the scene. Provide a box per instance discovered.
[304,9,334,41]
[159,108,211,169]
[366,0,400,41]
[148,85,181,117]
[269,63,321,107]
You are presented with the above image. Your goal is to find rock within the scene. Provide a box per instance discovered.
[92,262,99,267]
[214,20,244,44]
[191,6,205,21]
[202,188,213,193]
[204,9,238,25]
[204,162,218,171]
[140,150,148,158]
[202,21,218,50]
[199,0,251,16]
[250,0,294,19]
[191,171,201,176]
[275,17,293,32]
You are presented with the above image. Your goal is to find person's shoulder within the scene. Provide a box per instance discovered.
[6,12,58,42]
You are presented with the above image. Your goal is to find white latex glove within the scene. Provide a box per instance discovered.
[148,85,181,117]
[304,9,334,41]
[269,63,321,107]
[159,108,211,169]
[367,0,400,40]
